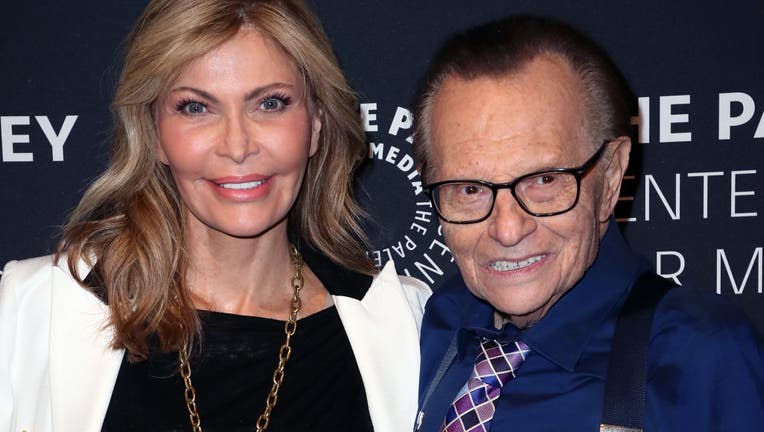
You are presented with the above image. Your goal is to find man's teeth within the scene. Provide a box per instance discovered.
[490,255,544,271]
[219,180,265,190]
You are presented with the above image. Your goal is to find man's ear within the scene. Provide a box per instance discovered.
[598,136,631,222]
[309,106,322,157]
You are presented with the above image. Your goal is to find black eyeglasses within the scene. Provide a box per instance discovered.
[424,141,609,224]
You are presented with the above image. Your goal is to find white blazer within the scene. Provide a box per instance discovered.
[0,255,431,432]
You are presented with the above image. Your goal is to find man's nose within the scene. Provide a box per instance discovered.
[487,189,537,246]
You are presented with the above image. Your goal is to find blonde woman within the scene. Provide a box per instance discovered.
[0,1,430,431]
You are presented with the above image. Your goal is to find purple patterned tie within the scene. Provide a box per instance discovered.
[440,339,530,432]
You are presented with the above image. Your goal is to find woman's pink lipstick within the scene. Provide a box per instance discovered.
[209,175,271,201]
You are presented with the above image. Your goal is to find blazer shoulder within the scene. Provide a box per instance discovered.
[2,254,57,276]
[1,254,95,313]
[1,255,58,302]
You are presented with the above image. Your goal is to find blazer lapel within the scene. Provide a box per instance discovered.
[333,261,421,432]
[48,261,124,432]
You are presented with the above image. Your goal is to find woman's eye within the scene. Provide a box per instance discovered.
[259,95,292,111]
[177,101,207,115]
[261,97,283,110]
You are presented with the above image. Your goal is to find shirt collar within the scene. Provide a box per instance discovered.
[456,223,646,370]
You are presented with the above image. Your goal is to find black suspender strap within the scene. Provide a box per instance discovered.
[416,333,459,431]
[600,272,675,431]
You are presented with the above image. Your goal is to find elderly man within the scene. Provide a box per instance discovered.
[413,16,764,432]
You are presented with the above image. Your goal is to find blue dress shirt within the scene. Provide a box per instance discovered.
[417,223,764,431]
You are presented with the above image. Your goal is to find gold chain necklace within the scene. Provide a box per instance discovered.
[178,245,304,432]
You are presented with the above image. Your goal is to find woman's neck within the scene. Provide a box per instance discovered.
[183,219,328,319]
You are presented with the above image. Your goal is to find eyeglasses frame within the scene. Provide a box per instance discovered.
[424,140,611,224]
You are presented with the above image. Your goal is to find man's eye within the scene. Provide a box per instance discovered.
[461,184,485,195]
[535,174,557,185]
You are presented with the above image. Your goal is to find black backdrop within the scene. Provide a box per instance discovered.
[1,1,762,333]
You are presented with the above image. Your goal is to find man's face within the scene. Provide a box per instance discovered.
[428,55,626,328]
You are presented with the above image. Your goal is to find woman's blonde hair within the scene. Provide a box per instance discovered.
[57,0,371,360]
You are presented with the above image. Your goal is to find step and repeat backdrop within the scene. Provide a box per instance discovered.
[1,1,762,332]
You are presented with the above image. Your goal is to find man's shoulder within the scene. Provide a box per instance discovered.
[644,281,764,428]
[648,282,763,368]
[654,283,760,339]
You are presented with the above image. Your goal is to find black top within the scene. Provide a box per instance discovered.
[102,306,374,431]
[99,242,375,431]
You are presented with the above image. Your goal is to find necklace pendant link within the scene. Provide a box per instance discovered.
[179,245,305,432]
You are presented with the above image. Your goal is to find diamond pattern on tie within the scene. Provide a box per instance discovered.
[441,339,529,432]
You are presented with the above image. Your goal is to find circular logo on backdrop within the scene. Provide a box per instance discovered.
[356,102,456,287]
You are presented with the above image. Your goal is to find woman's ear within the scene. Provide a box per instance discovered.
[309,106,323,157]
[157,141,169,165]
[154,101,170,165]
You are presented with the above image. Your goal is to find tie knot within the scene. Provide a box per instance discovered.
[474,339,530,388]
[440,339,531,432]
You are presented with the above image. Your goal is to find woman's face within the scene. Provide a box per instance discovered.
[157,27,320,241]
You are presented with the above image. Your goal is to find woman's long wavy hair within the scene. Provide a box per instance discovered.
[56,0,371,361]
